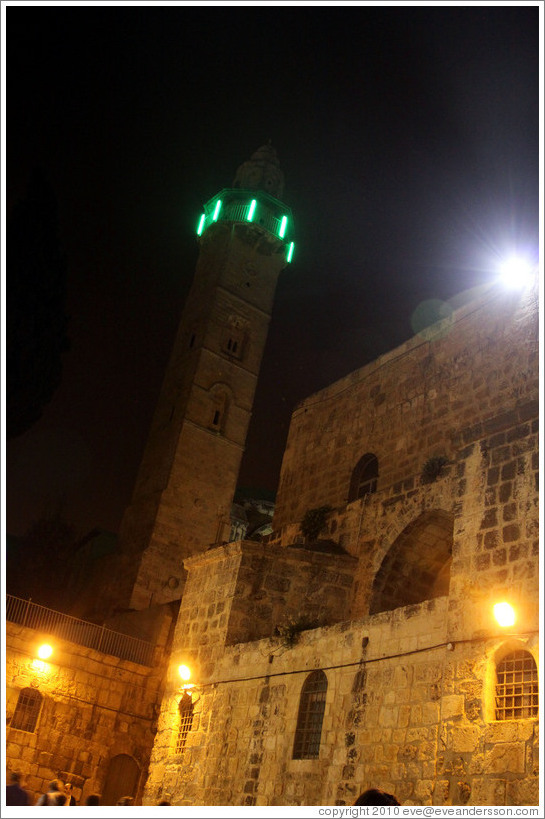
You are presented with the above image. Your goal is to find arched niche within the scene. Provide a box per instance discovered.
[369,509,453,615]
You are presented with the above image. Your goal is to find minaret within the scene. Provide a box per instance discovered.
[116,145,294,611]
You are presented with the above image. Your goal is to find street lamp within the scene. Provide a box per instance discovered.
[178,664,191,682]
[498,256,534,289]
[493,602,516,628]
[37,643,53,659]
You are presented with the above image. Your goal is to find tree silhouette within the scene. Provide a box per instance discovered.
[7,168,70,438]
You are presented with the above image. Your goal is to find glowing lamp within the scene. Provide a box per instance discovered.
[278,215,288,238]
[498,256,533,289]
[286,242,294,263]
[493,602,516,628]
[37,643,53,660]
[178,664,191,682]
[197,214,205,236]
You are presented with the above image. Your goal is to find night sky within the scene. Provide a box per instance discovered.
[5,3,540,539]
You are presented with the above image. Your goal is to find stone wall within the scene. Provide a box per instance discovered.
[141,279,539,806]
[274,283,538,533]
[5,621,166,805]
[143,599,539,806]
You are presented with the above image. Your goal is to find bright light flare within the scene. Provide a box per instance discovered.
[178,664,191,681]
[498,256,533,289]
[37,643,53,660]
[493,602,516,628]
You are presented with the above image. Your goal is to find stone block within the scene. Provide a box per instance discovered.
[483,742,525,774]
[471,777,506,806]
[421,702,440,725]
[414,779,433,803]
[506,776,539,806]
[484,721,534,744]
[448,725,480,753]
[440,694,464,720]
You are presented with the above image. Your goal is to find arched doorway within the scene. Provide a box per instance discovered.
[369,509,453,615]
[101,753,140,806]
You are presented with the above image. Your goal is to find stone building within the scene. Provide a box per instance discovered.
[5,146,539,807]
[142,277,539,806]
[5,600,176,805]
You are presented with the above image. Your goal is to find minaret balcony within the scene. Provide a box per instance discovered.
[196,188,295,262]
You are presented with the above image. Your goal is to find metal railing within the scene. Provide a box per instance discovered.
[199,188,294,247]
[6,595,155,667]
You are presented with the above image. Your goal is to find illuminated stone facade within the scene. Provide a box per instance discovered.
[6,150,538,807]
[142,280,539,806]
[5,616,173,806]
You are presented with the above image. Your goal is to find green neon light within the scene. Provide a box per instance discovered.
[197,214,205,235]
[287,242,294,263]
[247,199,257,221]
[212,199,222,221]
[279,215,288,238]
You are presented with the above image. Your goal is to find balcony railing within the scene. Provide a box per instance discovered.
[197,188,295,258]
[6,595,155,667]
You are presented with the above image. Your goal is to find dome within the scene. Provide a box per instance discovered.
[233,142,285,199]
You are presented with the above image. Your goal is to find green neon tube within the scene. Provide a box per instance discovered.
[212,199,222,221]
[247,199,257,221]
[197,214,205,235]
[287,242,294,263]
[279,215,288,238]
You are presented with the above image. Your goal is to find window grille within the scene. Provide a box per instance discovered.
[175,694,194,755]
[495,650,538,720]
[349,454,378,502]
[11,688,43,732]
[293,670,327,759]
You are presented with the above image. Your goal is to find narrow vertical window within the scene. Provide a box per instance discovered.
[293,670,327,759]
[10,688,43,732]
[495,650,538,720]
[209,389,228,433]
[175,693,194,755]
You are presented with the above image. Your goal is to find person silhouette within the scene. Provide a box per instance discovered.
[354,788,401,805]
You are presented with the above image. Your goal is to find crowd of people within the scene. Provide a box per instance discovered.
[6,770,400,807]
[6,773,101,806]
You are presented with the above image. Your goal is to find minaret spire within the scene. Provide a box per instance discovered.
[99,146,295,614]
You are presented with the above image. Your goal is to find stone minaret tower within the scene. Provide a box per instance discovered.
[115,144,294,611]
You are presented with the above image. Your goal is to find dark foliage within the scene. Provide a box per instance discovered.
[7,168,70,439]
[300,506,333,541]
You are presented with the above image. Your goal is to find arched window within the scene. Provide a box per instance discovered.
[293,670,327,759]
[495,650,538,720]
[348,454,378,503]
[175,692,194,755]
[11,687,42,732]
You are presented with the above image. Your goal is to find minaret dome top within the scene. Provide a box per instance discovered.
[233,142,285,200]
